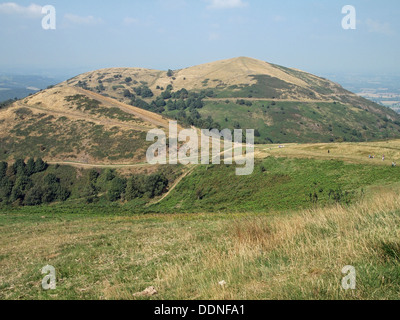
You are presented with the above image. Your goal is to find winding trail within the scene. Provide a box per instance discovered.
[47,161,151,168]
[149,166,197,205]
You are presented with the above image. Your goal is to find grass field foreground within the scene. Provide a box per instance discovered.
[1,185,399,300]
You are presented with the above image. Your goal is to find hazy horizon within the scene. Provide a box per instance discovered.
[0,0,399,79]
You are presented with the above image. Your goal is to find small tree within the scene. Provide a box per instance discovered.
[108,177,127,202]
[26,158,35,176]
[0,177,13,203]
[24,185,43,206]
[167,69,174,77]
[0,162,7,180]
[12,159,26,176]
[10,175,32,203]
[123,89,132,98]
[233,122,241,129]
[125,176,141,201]
[35,158,48,173]
[141,86,154,98]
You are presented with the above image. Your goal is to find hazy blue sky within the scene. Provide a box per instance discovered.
[0,0,399,78]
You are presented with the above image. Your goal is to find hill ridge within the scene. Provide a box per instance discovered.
[1,57,400,164]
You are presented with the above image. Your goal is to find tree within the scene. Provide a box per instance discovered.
[12,159,26,176]
[205,89,214,98]
[108,177,127,202]
[26,158,35,176]
[83,182,98,203]
[24,185,43,206]
[42,173,70,203]
[84,170,99,203]
[42,174,59,203]
[10,176,32,203]
[167,69,174,77]
[125,77,132,83]
[35,158,48,173]
[138,173,168,198]
[96,84,105,92]
[125,176,141,201]
[161,90,172,100]
[0,177,13,203]
[233,122,241,129]
[134,98,150,110]
[0,162,7,180]
[125,174,168,200]
[103,169,115,182]
[141,86,154,98]
[154,98,166,108]
[166,100,176,111]
[146,174,168,198]
[88,169,100,182]
[123,89,132,98]
[133,86,142,96]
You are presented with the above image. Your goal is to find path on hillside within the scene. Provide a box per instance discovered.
[47,161,152,168]
[205,97,336,103]
[149,166,197,205]
[46,143,246,169]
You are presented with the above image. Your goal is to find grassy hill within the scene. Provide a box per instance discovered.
[1,59,400,300]
[0,86,172,164]
[61,57,400,144]
[1,57,399,165]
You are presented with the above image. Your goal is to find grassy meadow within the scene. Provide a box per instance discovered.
[1,140,400,300]
[1,185,399,300]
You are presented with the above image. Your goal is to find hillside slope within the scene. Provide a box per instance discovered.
[0,86,170,163]
[63,57,395,111]
[62,57,400,144]
[2,57,400,165]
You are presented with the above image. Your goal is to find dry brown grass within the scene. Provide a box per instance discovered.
[259,140,400,165]
[66,57,311,94]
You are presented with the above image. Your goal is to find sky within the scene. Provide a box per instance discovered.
[0,0,399,79]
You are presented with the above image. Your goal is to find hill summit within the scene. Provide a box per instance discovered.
[1,57,400,164]
[64,56,391,108]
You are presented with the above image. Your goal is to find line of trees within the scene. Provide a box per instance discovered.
[84,169,169,204]
[0,160,171,207]
[0,158,71,206]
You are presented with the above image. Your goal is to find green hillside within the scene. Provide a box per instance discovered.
[61,57,400,144]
